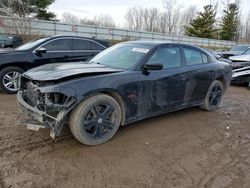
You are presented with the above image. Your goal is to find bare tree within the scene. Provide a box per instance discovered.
[239,11,250,42]
[124,6,144,30]
[163,0,183,34]
[147,8,160,32]
[158,12,168,33]
[61,12,80,24]
[244,12,250,41]
[61,12,116,28]
[93,14,116,28]
[178,5,197,35]
[125,6,161,32]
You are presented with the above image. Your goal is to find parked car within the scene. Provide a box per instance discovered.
[0,35,23,48]
[221,45,250,59]
[0,35,109,94]
[17,41,232,145]
[204,48,231,64]
[232,67,250,87]
[227,49,250,87]
[229,48,250,69]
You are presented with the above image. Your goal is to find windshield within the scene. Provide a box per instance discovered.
[15,37,48,50]
[230,46,250,52]
[243,49,250,55]
[89,43,152,69]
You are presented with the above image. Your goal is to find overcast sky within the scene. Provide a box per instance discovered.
[49,0,249,26]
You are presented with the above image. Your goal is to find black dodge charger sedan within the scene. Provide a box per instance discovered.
[17,41,232,145]
[0,35,109,94]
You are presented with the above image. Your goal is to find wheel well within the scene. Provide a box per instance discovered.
[100,91,126,126]
[216,77,226,90]
[0,63,27,71]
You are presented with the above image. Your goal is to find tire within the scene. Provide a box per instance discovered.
[0,66,24,94]
[200,80,224,111]
[69,94,122,146]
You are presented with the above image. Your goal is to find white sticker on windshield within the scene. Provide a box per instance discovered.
[132,48,149,53]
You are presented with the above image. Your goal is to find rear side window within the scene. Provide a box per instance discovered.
[147,47,181,69]
[91,42,105,50]
[184,48,209,65]
[72,39,91,50]
[43,39,71,51]
[202,53,209,63]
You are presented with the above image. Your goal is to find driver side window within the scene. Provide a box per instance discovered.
[147,47,181,69]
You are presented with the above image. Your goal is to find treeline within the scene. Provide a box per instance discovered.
[1,0,250,42]
[61,12,116,28]
[124,0,248,42]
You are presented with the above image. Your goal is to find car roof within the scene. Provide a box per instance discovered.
[123,40,173,45]
[122,40,205,50]
[36,35,110,47]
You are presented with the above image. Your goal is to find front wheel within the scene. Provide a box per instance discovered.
[69,94,122,146]
[200,80,224,111]
[0,67,24,94]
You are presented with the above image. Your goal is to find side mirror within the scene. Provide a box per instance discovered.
[36,47,47,55]
[143,63,163,71]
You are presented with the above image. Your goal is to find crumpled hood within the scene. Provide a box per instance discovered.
[230,55,250,62]
[23,62,123,81]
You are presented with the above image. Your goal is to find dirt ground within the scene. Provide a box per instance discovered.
[0,86,250,188]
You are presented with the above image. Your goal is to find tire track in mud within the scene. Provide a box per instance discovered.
[0,133,73,157]
[197,147,250,188]
[195,118,250,187]
[0,170,5,188]
[176,95,250,188]
[193,137,250,188]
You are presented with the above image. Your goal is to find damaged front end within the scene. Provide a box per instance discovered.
[17,79,77,138]
[232,66,250,88]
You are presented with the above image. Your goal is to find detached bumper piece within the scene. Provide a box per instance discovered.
[22,120,49,131]
[17,91,76,139]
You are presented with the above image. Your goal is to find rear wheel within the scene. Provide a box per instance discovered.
[69,94,122,145]
[0,67,24,94]
[200,80,224,111]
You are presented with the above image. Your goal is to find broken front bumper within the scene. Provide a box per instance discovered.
[232,66,250,85]
[17,91,68,138]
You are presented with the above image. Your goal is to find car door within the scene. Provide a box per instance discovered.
[32,38,72,66]
[137,45,188,117]
[70,39,104,62]
[182,46,214,103]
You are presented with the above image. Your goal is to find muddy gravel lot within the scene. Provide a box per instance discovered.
[0,86,250,188]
